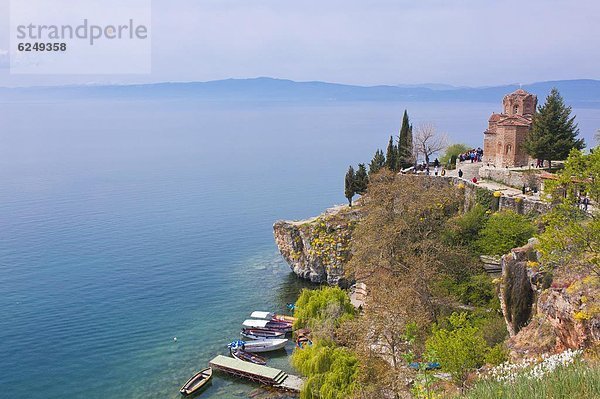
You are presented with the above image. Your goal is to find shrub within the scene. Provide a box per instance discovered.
[477,313,508,347]
[425,313,488,385]
[476,211,536,256]
[443,204,488,251]
[294,287,355,337]
[484,343,508,366]
[292,340,359,399]
[455,274,496,307]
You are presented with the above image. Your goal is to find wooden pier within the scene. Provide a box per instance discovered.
[209,355,304,392]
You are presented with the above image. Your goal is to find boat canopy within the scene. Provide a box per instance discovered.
[242,319,270,328]
[251,311,275,320]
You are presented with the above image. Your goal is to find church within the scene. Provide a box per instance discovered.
[483,89,537,168]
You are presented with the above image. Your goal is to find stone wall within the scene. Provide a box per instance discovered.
[447,176,550,215]
[479,167,541,190]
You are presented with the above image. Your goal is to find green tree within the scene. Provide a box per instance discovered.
[354,163,369,195]
[398,110,414,169]
[523,88,585,169]
[344,166,356,207]
[425,312,488,385]
[368,149,386,175]
[293,286,355,336]
[475,211,536,256]
[385,135,398,171]
[537,148,600,276]
[292,341,359,399]
[443,204,488,252]
[441,143,470,166]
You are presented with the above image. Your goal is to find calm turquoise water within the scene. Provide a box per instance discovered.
[1,99,598,399]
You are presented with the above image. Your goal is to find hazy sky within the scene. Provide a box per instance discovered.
[1,0,599,87]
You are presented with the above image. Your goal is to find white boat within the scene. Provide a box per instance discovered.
[242,319,292,333]
[228,338,288,353]
[250,311,297,323]
[241,328,286,340]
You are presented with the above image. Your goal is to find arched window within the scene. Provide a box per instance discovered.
[506,144,512,155]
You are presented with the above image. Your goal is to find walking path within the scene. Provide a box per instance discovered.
[446,162,544,202]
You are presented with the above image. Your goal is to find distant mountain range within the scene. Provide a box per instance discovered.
[2,77,600,107]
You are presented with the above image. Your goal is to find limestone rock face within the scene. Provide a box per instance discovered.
[537,287,600,351]
[273,205,361,285]
[500,240,600,355]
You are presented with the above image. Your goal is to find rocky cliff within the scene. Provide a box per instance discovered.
[499,241,600,357]
[273,205,361,285]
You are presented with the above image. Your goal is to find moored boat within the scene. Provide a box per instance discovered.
[242,319,292,333]
[230,348,267,365]
[295,329,312,349]
[296,335,312,349]
[228,338,288,353]
[179,367,213,396]
[250,311,297,323]
[241,328,286,340]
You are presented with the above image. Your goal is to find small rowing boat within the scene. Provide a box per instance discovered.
[250,311,297,323]
[228,339,288,353]
[179,367,212,396]
[241,328,286,340]
[242,319,292,333]
[230,348,267,365]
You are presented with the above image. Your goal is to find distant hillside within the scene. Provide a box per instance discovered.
[2,77,599,107]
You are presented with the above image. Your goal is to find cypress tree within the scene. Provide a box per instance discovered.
[354,163,369,195]
[344,166,356,207]
[523,88,585,169]
[397,110,413,169]
[369,149,386,175]
[385,136,398,171]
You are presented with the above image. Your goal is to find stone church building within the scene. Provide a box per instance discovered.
[483,89,537,168]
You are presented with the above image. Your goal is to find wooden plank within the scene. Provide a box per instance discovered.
[209,355,283,380]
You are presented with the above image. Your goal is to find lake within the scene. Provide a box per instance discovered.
[0,98,598,398]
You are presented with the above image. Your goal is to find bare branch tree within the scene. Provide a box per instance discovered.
[413,123,448,165]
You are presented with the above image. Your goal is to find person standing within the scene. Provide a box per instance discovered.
[583,196,590,212]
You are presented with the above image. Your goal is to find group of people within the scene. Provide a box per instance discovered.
[414,158,446,176]
[458,148,484,163]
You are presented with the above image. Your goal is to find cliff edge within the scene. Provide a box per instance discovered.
[273,205,361,285]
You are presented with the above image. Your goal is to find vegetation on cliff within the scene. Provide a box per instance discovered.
[290,142,600,398]
[337,172,508,397]
[291,287,358,399]
[475,211,536,256]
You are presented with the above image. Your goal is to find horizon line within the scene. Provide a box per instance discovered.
[1,76,599,91]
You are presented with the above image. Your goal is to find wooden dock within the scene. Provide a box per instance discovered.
[209,355,304,392]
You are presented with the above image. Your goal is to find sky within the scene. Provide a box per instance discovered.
[0,0,599,87]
